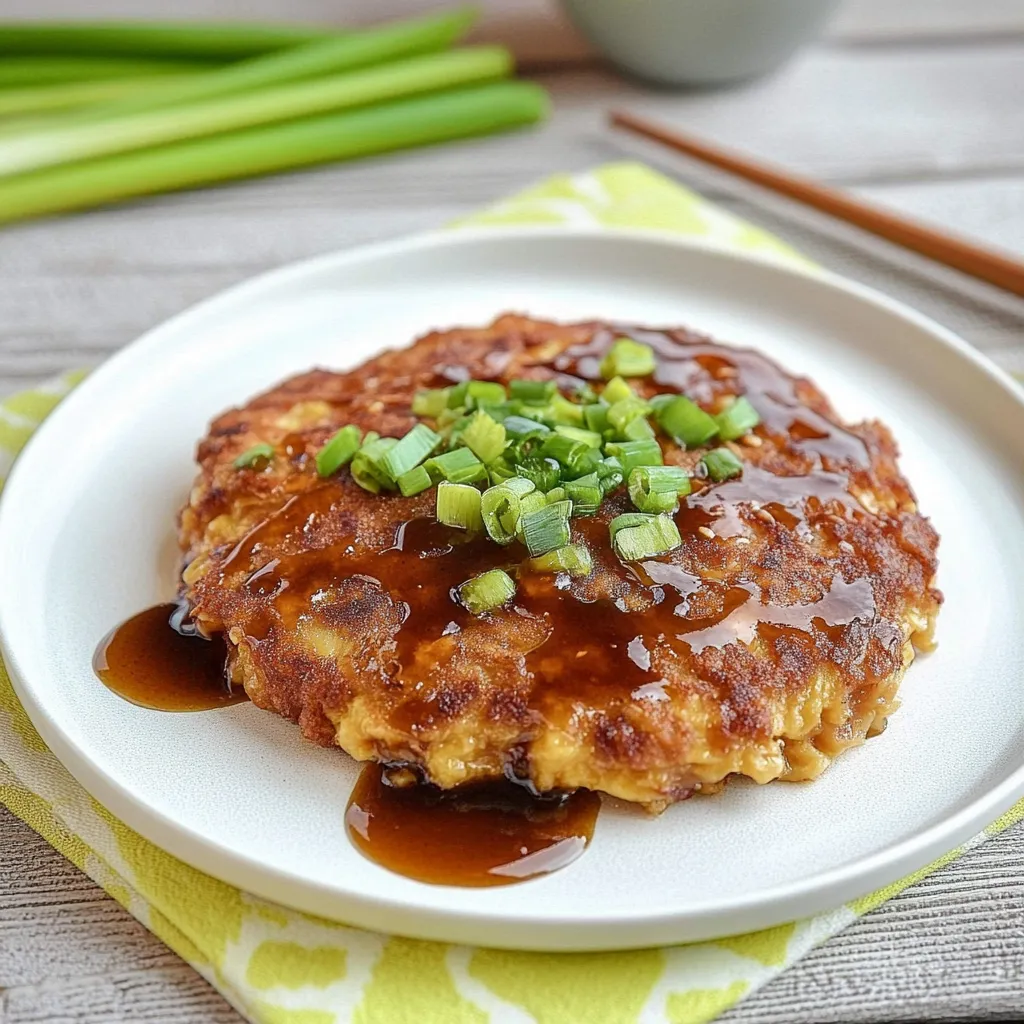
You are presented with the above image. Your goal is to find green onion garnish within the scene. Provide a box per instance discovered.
[503,415,551,441]
[621,415,656,441]
[515,456,561,493]
[425,447,487,484]
[602,375,635,405]
[604,439,663,475]
[648,393,675,414]
[411,387,450,418]
[481,482,525,545]
[380,422,441,481]
[611,513,682,561]
[509,378,557,404]
[564,473,602,516]
[314,424,361,477]
[397,464,433,497]
[545,485,567,504]
[702,446,744,482]
[596,455,624,493]
[543,392,585,427]
[450,379,506,410]
[459,410,506,464]
[351,436,398,493]
[609,512,656,540]
[436,481,483,531]
[628,465,692,514]
[583,402,610,434]
[518,491,548,518]
[714,396,761,441]
[657,396,719,448]
[519,499,572,556]
[600,337,656,379]
[554,424,603,449]
[607,395,652,437]
[528,543,593,577]
[457,568,516,615]
[233,442,274,469]
[540,433,590,469]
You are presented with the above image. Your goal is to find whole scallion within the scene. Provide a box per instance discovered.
[62,9,478,124]
[0,82,549,226]
[0,46,515,180]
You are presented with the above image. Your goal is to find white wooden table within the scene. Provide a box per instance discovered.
[2,1,1024,1020]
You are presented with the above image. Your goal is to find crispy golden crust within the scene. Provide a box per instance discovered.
[179,315,941,808]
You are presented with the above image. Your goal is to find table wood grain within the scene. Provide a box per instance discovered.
[1,1,1023,1020]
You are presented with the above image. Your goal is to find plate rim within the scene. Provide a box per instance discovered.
[2,224,1023,950]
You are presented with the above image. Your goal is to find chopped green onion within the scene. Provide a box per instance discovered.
[436,481,483,531]
[476,400,519,422]
[444,414,473,447]
[314,424,361,477]
[233,442,274,469]
[515,456,560,493]
[596,455,624,493]
[609,512,656,539]
[447,380,470,409]
[544,393,585,427]
[562,448,601,479]
[528,543,593,577]
[602,375,635,405]
[604,439,663,475]
[657,396,719,448]
[622,415,656,441]
[702,446,744,482]
[435,406,464,430]
[468,380,507,404]
[628,465,692,514]
[397,464,433,497]
[458,410,506,463]
[487,457,517,485]
[503,415,551,441]
[554,424,603,449]
[519,500,572,556]
[573,383,599,404]
[611,513,682,561]
[545,486,566,504]
[351,436,398,493]
[540,433,589,468]
[518,491,548,518]
[714,396,761,441]
[509,378,557,404]
[380,422,440,480]
[607,395,652,437]
[481,482,524,544]
[600,337,656,379]
[412,387,450,418]
[458,568,516,614]
[583,402,610,434]
[564,473,602,516]
[648,393,675,414]
[425,447,487,484]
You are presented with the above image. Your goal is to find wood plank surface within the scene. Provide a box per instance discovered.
[2,1,1024,1021]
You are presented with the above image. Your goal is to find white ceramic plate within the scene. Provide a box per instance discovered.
[3,228,1024,952]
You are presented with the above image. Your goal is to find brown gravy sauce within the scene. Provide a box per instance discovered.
[94,323,887,885]
[345,763,600,886]
[93,602,243,711]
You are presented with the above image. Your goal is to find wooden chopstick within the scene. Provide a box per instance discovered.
[610,109,1024,298]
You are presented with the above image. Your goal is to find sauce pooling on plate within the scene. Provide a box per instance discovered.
[345,763,600,886]
[93,602,244,712]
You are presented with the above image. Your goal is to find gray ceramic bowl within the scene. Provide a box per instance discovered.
[559,0,841,86]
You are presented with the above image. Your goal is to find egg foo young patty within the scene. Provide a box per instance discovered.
[178,315,941,810]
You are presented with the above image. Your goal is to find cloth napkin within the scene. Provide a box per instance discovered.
[1,163,1021,1024]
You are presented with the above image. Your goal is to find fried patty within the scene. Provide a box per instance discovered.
[179,314,941,809]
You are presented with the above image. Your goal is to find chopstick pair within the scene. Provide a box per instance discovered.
[610,110,1024,299]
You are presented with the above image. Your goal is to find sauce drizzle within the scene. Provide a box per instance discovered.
[345,763,600,886]
[93,603,244,712]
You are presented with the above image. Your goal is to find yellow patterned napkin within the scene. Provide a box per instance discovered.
[1,163,1021,1024]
